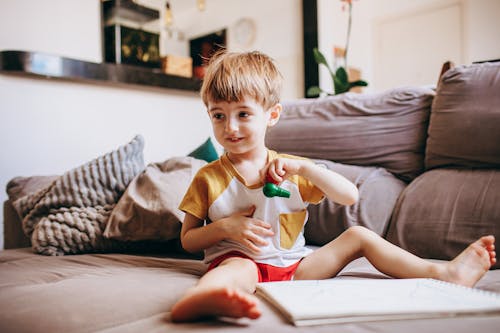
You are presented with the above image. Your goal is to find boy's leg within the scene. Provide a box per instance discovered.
[171,257,261,322]
[294,226,495,287]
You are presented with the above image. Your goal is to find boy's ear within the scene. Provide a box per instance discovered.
[267,103,282,127]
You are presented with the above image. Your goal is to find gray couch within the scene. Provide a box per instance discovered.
[268,61,500,270]
[1,61,499,332]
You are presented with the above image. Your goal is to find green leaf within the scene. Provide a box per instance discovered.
[306,86,323,97]
[333,75,342,91]
[335,85,350,94]
[349,80,368,88]
[312,48,328,67]
[335,67,349,85]
[313,48,334,75]
[310,48,370,96]
[332,75,348,95]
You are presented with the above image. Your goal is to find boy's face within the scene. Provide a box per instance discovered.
[207,97,281,157]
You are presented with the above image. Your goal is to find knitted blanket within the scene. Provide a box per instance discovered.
[12,135,145,255]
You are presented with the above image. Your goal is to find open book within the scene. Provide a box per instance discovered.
[256,278,500,326]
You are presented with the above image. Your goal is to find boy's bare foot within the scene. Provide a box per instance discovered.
[442,235,496,287]
[170,286,261,322]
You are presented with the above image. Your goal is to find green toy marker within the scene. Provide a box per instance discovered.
[263,175,290,198]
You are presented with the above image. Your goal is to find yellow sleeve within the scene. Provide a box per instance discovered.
[276,152,325,204]
[297,175,324,205]
[178,171,209,221]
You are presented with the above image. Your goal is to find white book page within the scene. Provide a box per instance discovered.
[256,278,500,325]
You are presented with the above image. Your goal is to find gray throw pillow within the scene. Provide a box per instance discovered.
[305,160,406,245]
[11,135,145,255]
[266,87,435,182]
[425,62,500,170]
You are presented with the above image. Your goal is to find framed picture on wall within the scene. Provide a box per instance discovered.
[189,29,226,79]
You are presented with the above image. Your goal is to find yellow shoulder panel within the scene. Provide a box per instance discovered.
[178,159,233,220]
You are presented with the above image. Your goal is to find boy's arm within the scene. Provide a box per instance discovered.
[266,158,359,206]
[301,162,359,205]
[180,208,274,254]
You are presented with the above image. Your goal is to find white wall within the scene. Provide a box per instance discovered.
[317,0,500,93]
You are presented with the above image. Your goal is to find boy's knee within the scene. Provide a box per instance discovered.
[345,225,373,239]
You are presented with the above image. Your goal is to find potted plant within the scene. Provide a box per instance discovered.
[307,0,368,96]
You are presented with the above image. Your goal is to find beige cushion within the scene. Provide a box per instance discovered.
[7,175,60,203]
[104,156,206,241]
[4,175,60,249]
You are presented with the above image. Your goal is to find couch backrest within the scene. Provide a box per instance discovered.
[266,87,435,182]
[425,61,500,170]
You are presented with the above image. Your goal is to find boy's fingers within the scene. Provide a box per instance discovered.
[273,162,286,182]
[245,239,262,253]
[250,235,268,246]
[252,222,274,237]
[260,162,272,181]
[252,224,274,236]
[254,220,272,229]
[267,168,280,183]
[259,228,274,236]
[275,159,285,174]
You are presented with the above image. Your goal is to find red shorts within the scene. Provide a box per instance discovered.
[207,251,301,283]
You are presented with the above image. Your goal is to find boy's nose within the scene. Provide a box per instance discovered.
[226,118,239,133]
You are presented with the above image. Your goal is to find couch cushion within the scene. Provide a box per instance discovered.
[2,249,500,332]
[386,168,500,268]
[6,175,60,203]
[104,156,206,241]
[305,160,406,245]
[4,175,59,249]
[425,62,500,170]
[266,87,435,182]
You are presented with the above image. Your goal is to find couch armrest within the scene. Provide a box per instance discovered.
[3,200,30,249]
[437,61,455,84]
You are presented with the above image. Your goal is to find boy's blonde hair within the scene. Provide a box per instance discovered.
[200,50,283,110]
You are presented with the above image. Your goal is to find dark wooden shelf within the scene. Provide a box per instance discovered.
[0,50,202,92]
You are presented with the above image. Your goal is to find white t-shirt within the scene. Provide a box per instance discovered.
[179,150,324,267]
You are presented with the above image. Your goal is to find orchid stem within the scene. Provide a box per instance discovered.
[344,1,352,69]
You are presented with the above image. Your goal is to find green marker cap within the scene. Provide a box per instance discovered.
[263,182,290,198]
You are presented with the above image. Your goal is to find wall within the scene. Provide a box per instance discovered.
[317,0,500,93]
[0,0,303,249]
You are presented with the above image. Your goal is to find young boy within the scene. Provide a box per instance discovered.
[170,51,496,322]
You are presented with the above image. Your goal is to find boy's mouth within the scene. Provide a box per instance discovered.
[227,137,243,143]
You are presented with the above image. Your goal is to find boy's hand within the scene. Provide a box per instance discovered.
[264,157,359,206]
[264,157,306,184]
[221,206,274,253]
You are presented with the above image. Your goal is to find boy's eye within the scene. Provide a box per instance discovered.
[213,113,224,120]
[239,111,250,118]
